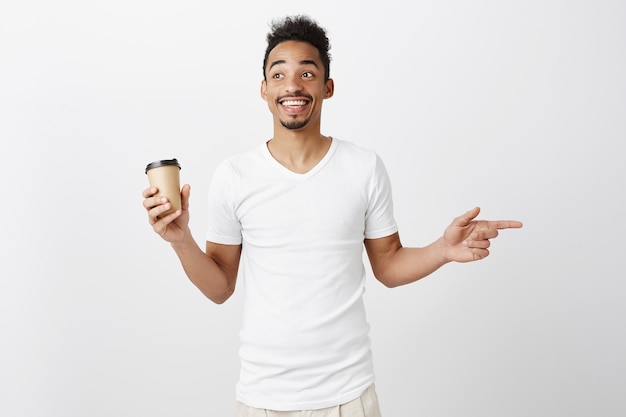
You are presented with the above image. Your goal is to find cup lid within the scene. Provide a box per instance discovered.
[145,158,181,173]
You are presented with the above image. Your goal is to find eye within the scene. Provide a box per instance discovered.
[272,73,284,79]
[302,71,314,78]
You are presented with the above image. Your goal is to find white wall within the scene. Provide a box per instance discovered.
[1,1,624,416]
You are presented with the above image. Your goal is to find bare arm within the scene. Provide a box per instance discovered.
[171,237,241,304]
[365,207,523,288]
[142,184,241,304]
[364,233,446,288]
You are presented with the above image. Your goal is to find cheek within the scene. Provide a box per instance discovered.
[266,99,279,115]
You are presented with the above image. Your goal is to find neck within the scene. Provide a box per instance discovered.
[266,133,332,174]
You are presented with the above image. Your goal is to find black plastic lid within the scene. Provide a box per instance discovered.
[145,158,181,173]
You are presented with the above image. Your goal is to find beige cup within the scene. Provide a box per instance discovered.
[145,159,182,218]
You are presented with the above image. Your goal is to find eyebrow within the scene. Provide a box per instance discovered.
[268,59,319,71]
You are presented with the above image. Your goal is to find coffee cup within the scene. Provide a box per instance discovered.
[145,158,182,218]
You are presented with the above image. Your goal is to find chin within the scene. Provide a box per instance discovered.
[280,119,310,130]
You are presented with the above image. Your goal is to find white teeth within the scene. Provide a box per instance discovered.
[281,100,307,106]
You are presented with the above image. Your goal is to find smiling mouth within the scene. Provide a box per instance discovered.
[280,99,308,107]
[278,95,312,108]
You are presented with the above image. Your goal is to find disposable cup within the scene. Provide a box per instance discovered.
[145,159,181,218]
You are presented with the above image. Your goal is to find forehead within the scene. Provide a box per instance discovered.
[266,40,322,67]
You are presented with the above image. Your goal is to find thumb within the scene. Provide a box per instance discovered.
[453,206,480,227]
[181,184,191,209]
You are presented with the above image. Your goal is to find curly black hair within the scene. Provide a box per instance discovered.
[263,15,332,81]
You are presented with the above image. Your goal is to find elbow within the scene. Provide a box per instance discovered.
[381,279,401,289]
[211,296,229,305]
[208,292,232,305]
[373,269,402,288]
[377,277,402,289]
[203,286,235,305]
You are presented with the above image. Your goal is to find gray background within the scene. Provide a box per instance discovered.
[1,0,624,416]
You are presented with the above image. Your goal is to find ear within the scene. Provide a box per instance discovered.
[260,80,267,101]
[324,78,335,99]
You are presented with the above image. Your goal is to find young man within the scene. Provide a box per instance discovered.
[142,15,522,417]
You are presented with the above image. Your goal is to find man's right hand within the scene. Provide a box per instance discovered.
[142,184,191,243]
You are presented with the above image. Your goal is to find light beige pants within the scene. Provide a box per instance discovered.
[235,384,382,417]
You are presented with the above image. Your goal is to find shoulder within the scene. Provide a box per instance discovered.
[334,137,376,156]
[214,142,268,177]
[332,138,384,171]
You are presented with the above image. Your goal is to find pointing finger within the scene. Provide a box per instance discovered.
[492,220,523,230]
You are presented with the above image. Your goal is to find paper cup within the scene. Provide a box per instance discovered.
[145,159,182,218]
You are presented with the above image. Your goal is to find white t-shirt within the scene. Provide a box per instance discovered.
[205,138,398,411]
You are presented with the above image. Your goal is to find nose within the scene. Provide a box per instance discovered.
[284,73,303,93]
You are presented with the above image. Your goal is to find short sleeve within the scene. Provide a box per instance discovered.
[205,160,243,245]
[364,154,398,239]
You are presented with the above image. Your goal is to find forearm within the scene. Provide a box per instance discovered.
[376,238,449,288]
[171,232,236,304]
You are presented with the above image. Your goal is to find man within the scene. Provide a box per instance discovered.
[142,15,522,417]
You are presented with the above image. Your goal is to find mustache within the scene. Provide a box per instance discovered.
[277,93,313,102]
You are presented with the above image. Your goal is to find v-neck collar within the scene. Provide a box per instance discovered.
[263,137,338,179]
